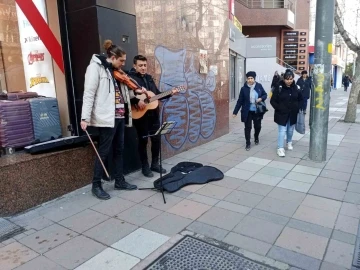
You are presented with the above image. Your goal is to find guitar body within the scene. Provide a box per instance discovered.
[131,90,159,120]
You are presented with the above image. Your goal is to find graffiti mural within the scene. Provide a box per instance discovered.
[135,0,229,155]
[155,46,217,149]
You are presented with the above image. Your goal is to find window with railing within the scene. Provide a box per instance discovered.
[236,0,296,13]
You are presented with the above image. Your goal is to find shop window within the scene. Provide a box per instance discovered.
[0,0,56,96]
[0,0,70,151]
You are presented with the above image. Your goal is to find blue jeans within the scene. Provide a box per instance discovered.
[278,120,295,149]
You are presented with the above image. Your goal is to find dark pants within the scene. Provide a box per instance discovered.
[303,97,309,111]
[133,111,160,165]
[93,119,125,183]
[244,111,261,145]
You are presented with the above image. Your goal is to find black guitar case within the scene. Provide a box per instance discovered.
[153,162,224,192]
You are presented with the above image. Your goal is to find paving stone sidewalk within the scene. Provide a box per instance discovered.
[1,88,360,270]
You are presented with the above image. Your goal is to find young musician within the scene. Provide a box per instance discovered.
[128,55,177,177]
[81,40,139,200]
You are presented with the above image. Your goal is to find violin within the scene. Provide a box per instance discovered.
[113,69,141,91]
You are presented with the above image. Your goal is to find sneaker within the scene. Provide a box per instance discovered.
[287,142,293,150]
[245,144,251,151]
[254,139,259,145]
[277,148,286,157]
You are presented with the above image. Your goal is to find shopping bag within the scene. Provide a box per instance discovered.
[295,110,306,134]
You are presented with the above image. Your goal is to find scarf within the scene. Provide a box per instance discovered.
[248,82,256,104]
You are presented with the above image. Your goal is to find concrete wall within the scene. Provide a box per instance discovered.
[134,0,230,158]
[242,26,283,58]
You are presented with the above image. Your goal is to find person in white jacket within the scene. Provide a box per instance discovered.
[81,40,144,200]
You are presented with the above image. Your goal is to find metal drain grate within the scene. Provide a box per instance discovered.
[145,236,278,270]
[0,218,24,242]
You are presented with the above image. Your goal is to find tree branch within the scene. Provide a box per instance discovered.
[334,0,360,52]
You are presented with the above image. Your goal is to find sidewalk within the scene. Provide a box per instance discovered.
[1,88,360,270]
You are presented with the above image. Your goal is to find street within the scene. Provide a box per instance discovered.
[1,88,360,270]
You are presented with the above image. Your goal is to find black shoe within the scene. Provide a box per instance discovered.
[254,139,259,145]
[114,178,137,190]
[245,144,251,151]
[92,182,110,200]
[142,164,154,178]
[151,163,167,174]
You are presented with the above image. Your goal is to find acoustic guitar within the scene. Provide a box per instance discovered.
[132,86,185,120]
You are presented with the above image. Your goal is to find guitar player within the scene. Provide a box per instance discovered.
[128,55,178,177]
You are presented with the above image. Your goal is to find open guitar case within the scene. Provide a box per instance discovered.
[153,162,224,193]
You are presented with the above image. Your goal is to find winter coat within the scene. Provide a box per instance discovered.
[81,54,136,128]
[342,76,351,87]
[233,82,268,123]
[296,77,312,98]
[270,80,303,126]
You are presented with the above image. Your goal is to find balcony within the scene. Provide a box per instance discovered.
[235,0,296,29]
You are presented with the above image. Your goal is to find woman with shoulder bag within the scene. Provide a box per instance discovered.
[233,71,268,151]
[270,69,303,157]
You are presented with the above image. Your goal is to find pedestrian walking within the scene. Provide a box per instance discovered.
[270,69,303,157]
[232,71,268,151]
[296,70,312,113]
[342,75,351,92]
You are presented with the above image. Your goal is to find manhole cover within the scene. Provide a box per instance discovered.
[0,218,24,242]
[145,236,278,270]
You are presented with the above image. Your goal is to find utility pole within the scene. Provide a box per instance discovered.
[309,0,335,162]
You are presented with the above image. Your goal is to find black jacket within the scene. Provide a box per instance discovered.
[270,80,303,126]
[296,77,312,98]
[128,69,167,100]
[342,76,351,87]
[233,82,267,123]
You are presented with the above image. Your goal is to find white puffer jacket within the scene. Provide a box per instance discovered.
[81,54,134,128]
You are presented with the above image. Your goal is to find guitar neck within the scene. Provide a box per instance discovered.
[149,90,173,102]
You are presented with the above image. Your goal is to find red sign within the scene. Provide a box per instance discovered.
[28,51,45,65]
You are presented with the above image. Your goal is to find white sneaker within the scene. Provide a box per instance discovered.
[287,142,293,150]
[277,148,286,157]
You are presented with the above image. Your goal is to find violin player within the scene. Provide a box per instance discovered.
[81,39,142,200]
[128,55,178,177]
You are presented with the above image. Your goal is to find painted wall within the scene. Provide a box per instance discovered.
[135,0,230,158]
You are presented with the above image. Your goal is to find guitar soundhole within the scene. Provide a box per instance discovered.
[144,99,150,104]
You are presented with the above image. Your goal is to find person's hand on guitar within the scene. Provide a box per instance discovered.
[171,87,182,95]
[137,100,146,110]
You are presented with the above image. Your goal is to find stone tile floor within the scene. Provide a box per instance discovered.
[2,88,360,270]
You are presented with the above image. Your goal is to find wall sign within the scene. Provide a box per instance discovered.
[15,0,56,97]
[281,29,309,71]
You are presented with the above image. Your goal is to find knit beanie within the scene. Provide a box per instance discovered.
[246,71,256,79]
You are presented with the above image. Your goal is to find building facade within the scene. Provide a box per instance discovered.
[235,0,310,74]
[0,0,230,215]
